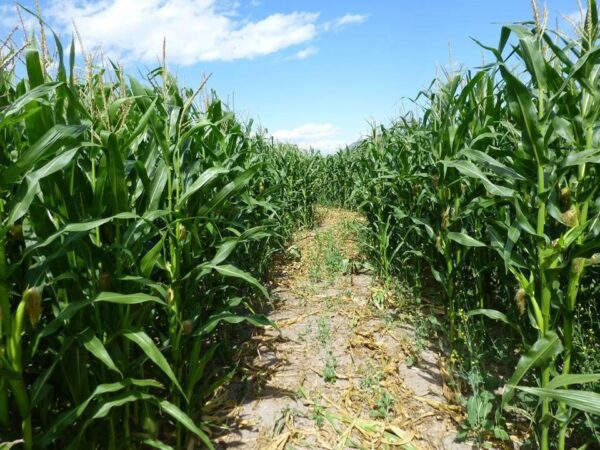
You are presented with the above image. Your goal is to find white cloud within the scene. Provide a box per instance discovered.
[40,0,367,65]
[562,8,589,32]
[288,46,319,60]
[0,4,35,37]
[271,123,353,154]
[334,13,368,28]
[323,13,368,32]
[272,123,336,140]
[0,5,12,29]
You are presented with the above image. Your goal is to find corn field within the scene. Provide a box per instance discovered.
[2,2,600,449]
[0,19,318,449]
[318,3,600,448]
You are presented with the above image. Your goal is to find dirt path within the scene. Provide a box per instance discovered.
[214,208,471,450]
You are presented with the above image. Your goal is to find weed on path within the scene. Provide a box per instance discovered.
[214,207,472,449]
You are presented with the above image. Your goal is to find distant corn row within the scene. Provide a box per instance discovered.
[318,2,600,448]
[0,27,317,449]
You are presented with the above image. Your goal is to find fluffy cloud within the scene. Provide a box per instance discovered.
[271,123,354,154]
[322,13,368,32]
[563,9,585,30]
[0,4,35,35]
[333,13,368,28]
[38,0,365,65]
[0,5,13,29]
[288,46,319,60]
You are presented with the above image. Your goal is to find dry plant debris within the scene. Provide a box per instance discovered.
[213,207,472,449]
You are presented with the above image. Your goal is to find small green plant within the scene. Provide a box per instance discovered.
[410,311,439,364]
[305,229,350,283]
[323,353,337,383]
[359,365,384,391]
[340,218,357,238]
[287,245,302,261]
[311,404,325,428]
[324,295,341,310]
[369,390,395,420]
[308,261,323,282]
[371,287,387,311]
[316,316,331,346]
[458,390,508,447]
[324,238,344,274]
[298,320,313,342]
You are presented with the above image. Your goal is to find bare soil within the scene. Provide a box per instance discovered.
[211,207,472,450]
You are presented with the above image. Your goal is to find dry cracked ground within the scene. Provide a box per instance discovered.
[211,207,473,450]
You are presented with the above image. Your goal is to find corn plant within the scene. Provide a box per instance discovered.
[316,2,600,447]
[0,20,316,449]
[460,5,600,448]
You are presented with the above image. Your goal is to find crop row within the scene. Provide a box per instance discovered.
[0,28,318,449]
[317,3,600,448]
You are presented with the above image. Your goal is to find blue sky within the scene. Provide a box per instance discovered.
[1,0,582,152]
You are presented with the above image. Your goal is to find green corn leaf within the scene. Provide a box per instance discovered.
[468,308,513,326]
[123,330,186,400]
[208,226,271,265]
[514,200,538,236]
[206,264,269,299]
[7,147,80,224]
[30,336,75,407]
[147,159,168,210]
[499,63,545,164]
[38,300,94,339]
[503,225,521,266]
[468,308,525,342]
[118,276,167,298]
[92,391,154,419]
[199,166,259,215]
[79,328,122,376]
[0,124,87,188]
[195,311,272,336]
[562,148,600,167]
[103,131,129,213]
[546,374,600,389]
[514,387,600,415]
[140,235,166,278]
[507,24,548,92]
[158,400,215,449]
[39,379,163,446]
[96,292,166,305]
[22,212,138,257]
[123,98,157,148]
[443,160,514,197]
[503,331,563,406]
[177,166,229,207]
[447,231,486,247]
[39,292,164,339]
[0,82,63,124]
[460,148,526,181]
[410,217,435,240]
[186,344,218,399]
[140,438,175,450]
[211,239,239,265]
